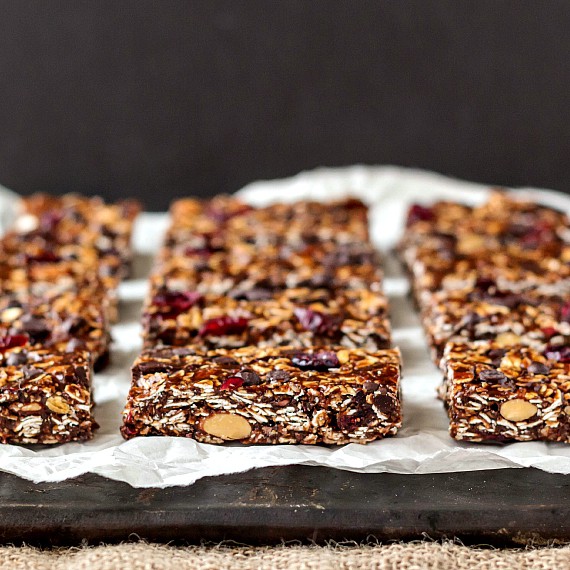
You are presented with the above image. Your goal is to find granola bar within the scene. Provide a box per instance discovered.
[441,341,570,443]
[0,338,96,444]
[122,346,401,444]
[0,292,110,371]
[142,287,391,351]
[421,287,570,365]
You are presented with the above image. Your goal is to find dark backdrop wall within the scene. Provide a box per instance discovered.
[0,1,568,210]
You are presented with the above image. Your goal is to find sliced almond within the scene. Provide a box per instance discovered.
[337,349,350,364]
[500,399,538,422]
[1,306,23,323]
[46,395,71,414]
[563,405,570,416]
[202,413,252,440]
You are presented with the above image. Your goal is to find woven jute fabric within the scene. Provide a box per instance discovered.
[0,542,569,570]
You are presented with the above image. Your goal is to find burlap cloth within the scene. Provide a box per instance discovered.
[0,542,568,570]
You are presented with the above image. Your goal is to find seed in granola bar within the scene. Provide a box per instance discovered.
[478,369,508,383]
[291,350,340,370]
[220,376,244,390]
[500,399,538,421]
[199,316,249,337]
[0,335,29,352]
[5,351,27,366]
[237,368,261,386]
[266,369,291,383]
[212,356,239,368]
[527,361,550,375]
[544,344,570,363]
[202,413,252,440]
[406,203,434,226]
[293,307,341,336]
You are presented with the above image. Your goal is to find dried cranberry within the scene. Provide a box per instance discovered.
[184,246,215,257]
[541,327,559,340]
[39,211,63,232]
[220,376,244,390]
[199,316,249,337]
[266,369,291,383]
[478,369,508,383]
[294,307,341,336]
[152,291,202,319]
[291,350,340,370]
[406,204,434,226]
[25,251,61,264]
[520,221,555,248]
[474,277,496,292]
[527,361,550,375]
[560,302,570,323]
[237,368,261,386]
[544,345,570,363]
[0,335,28,352]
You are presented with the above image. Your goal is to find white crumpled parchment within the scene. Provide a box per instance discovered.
[1,165,570,488]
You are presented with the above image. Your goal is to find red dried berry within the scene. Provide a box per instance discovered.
[220,376,244,390]
[152,291,202,319]
[544,344,570,363]
[520,221,555,248]
[291,350,340,370]
[184,246,215,257]
[406,204,434,226]
[0,334,29,352]
[541,327,558,340]
[560,303,570,323]
[199,316,249,337]
[25,251,61,264]
[294,307,341,336]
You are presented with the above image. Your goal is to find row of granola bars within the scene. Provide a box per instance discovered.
[0,194,139,444]
[122,196,403,444]
[398,191,570,443]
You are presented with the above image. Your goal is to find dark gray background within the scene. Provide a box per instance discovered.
[0,1,567,209]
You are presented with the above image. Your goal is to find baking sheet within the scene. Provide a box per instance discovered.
[1,165,570,488]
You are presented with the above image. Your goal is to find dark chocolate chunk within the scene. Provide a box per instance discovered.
[527,361,550,375]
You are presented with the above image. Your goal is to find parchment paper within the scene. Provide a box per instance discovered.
[1,166,569,488]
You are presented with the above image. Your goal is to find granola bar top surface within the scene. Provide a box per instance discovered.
[442,341,570,443]
[422,288,570,361]
[0,292,110,364]
[0,341,96,444]
[401,191,570,251]
[142,287,391,351]
[167,196,370,247]
[123,346,401,445]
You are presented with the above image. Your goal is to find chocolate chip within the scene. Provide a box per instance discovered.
[76,366,89,384]
[212,356,240,368]
[373,394,397,415]
[363,380,379,392]
[19,317,50,343]
[62,316,88,335]
[238,368,261,386]
[266,369,291,383]
[5,351,27,366]
[136,361,171,375]
[527,361,550,375]
[478,369,508,383]
[22,366,43,380]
